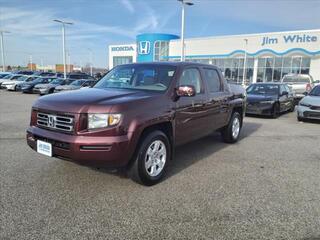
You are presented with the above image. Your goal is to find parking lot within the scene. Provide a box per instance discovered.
[0,90,320,240]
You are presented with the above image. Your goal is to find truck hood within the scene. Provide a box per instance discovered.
[33,88,158,113]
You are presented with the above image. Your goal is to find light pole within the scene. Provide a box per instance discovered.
[29,55,33,71]
[67,51,71,73]
[0,30,10,72]
[242,38,248,86]
[53,19,73,79]
[177,0,194,62]
[88,48,93,76]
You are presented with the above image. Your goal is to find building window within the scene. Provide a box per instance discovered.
[180,55,311,84]
[154,41,169,61]
[258,56,311,82]
[113,56,133,67]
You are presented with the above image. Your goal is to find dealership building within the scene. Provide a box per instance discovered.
[108,29,320,83]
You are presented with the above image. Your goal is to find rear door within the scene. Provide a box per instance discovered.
[175,67,209,145]
[202,67,229,130]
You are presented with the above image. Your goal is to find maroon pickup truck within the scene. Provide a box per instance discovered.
[27,62,246,185]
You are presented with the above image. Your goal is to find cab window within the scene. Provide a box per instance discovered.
[203,68,221,93]
[179,68,202,94]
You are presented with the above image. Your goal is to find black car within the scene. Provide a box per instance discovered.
[15,70,34,75]
[67,72,94,80]
[21,77,56,93]
[246,83,295,118]
[34,72,64,78]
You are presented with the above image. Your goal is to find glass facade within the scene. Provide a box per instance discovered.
[187,57,254,84]
[184,55,311,84]
[154,41,169,61]
[113,56,133,67]
[256,56,311,82]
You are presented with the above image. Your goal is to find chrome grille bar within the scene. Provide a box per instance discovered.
[37,112,74,132]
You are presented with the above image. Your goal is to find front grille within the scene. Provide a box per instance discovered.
[304,111,320,119]
[310,105,320,110]
[37,112,74,132]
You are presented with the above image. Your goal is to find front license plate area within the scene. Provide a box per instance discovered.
[37,140,52,157]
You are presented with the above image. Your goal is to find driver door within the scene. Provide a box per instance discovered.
[175,67,209,146]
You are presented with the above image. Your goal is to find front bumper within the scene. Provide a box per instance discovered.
[246,102,273,115]
[4,84,16,90]
[26,126,133,167]
[297,105,320,120]
[33,88,48,94]
[22,87,34,93]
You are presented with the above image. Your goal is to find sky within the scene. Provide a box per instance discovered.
[0,0,320,68]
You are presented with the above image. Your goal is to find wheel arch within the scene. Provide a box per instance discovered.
[127,121,174,168]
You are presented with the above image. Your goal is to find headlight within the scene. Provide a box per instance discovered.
[88,113,122,129]
[299,102,310,107]
[260,100,274,104]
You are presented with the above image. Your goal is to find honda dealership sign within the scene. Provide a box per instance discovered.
[138,41,151,55]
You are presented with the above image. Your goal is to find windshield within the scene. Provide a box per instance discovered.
[70,80,85,86]
[31,77,46,84]
[247,84,279,95]
[309,86,320,96]
[0,74,9,78]
[25,77,35,82]
[16,76,28,81]
[94,65,176,92]
[3,74,12,79]
[11,75,22,80]
[51,78,64,84]
[282,75,310,83]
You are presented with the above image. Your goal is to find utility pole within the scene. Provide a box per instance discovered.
[29,55,33,71]
[177,0,194,61]
[0,30,10,72]
[242,39,248,86]
[88,48,93,76]
[53,19,73,79]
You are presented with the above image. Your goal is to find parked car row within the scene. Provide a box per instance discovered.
[0,71,98,95]
[245,74,320,122]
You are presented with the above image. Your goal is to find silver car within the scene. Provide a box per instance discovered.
[297,85,320,121]
[281,74,314,100]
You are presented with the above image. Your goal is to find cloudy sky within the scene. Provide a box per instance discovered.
[0,0,320,68]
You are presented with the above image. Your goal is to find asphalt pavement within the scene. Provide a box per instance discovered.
[1,90,320,240]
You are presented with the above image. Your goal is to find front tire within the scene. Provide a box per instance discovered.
[272,103,280,118]
[297,116,304,122]
[221,111,242,143]
[128,130,171,186]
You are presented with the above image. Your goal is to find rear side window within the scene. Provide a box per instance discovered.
[179,68,202,94]
[280,85,286,94]
[203,68,221,93]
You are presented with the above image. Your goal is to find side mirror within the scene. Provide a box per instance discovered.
[176,85,196,97]
[303,91,308,96]
[281,91,288,96]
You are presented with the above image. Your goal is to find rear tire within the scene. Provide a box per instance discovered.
[221,111,242,143]
[128,130,171,186]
